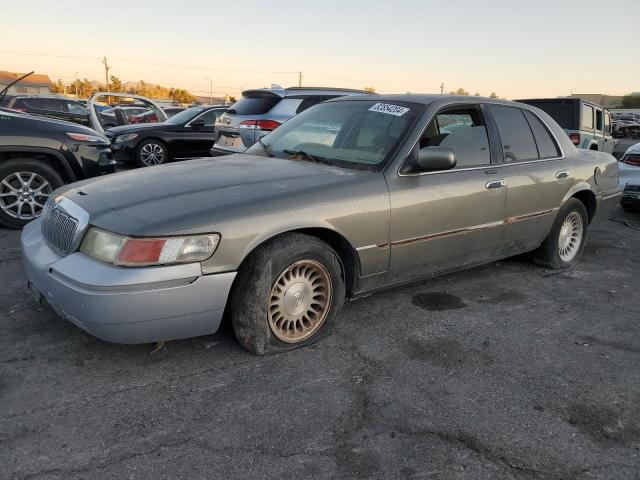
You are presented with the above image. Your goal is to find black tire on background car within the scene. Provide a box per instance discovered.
[533,198,589,269]
[230,233,346,355]
[135,139,168,167]
[0,159,63,229]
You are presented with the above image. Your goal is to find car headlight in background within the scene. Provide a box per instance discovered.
[114,133,139,143]
[80,227,220,266]
[66,132,109,144]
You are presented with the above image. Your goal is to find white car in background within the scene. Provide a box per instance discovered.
[618,142,640,212]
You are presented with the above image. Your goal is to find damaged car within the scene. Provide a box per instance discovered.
[22,95,622,354]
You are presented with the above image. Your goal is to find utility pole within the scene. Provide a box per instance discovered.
[440,82,444,95]
[102,56,110,93]
[298,71,303,87]
[205,78,213,104]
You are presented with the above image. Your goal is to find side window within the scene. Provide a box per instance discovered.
[604,112,611,134]
[488,105,538,162]
[523,110,560,159]
[419,107,491,168]
[595,109,603,132]
[67,102,87,115]
[581,105,594,130]
[194,109,221,126]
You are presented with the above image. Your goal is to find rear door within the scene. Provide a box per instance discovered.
[486,105,569,255]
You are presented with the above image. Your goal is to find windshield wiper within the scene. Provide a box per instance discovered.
[0,71,34,104]
[258,136,273,157]
[283,149,334,166]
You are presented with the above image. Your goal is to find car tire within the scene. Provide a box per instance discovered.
[533,198,588,269]
[135,139,168,167]
[0,158,63,229]
[230,233,346,355]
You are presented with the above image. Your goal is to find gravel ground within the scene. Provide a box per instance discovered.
[1,209,639,480]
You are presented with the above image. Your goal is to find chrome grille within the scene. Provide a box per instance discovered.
[41,202,79,255]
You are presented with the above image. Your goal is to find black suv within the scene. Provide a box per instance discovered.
[7,96,91,127]
[0,109,115,228]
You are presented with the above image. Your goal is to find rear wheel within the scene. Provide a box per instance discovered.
[0,159,63,229]
[136,139,168,167]
[230,233,345,355]
[533,198,588,269]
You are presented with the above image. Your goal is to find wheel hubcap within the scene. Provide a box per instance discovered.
[0,171,51,220]
[558,211,583,262]
[268,260,332,343]
[140,143,165,165]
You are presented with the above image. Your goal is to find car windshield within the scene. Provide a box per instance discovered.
[245,100,421,168]
[165,107,204,124]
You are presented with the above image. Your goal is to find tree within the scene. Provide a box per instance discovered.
[621,94,640,109]
[474,92,481,96]
[109,75,123,93]
[364,86,376,93]
[51,79,65,94]
[449,87,469,96]
[489,92,499,99]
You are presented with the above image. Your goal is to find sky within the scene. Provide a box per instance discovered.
[2,0,639,99]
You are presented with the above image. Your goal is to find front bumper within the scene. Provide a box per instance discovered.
[21,219,236,344]
[109,141,137,163]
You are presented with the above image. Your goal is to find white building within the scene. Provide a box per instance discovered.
[0,71,52,95]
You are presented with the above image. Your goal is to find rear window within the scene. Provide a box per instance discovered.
[228,95,280,115]
[522,110,560,159]
[518,100,576,130]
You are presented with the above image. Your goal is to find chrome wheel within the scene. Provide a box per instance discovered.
[268,260,332,343]
[558,211,583,262]
[0,171,51,220]
[140,143,165,166]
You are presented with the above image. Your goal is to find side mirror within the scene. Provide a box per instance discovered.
[190,120,205,128]
[416,146,456,171]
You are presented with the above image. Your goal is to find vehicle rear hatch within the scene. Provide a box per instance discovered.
[213,89,284,152]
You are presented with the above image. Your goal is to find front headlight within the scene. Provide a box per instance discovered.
[66,132,109,144]
[114,133,139,143]
[80,227,220,266]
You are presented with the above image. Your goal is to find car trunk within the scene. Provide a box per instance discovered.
[214,90,283,151]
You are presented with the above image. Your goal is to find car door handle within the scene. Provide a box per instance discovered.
[485,179,506,189]
[556,170,570,179]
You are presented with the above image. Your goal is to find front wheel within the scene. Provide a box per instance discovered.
[0,159,63,229]
[135,139,168,167]
[533,198,588,269]
[230,233,345,355]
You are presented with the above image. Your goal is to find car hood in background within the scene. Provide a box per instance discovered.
[59,154,378,235]
[106,123,169,136]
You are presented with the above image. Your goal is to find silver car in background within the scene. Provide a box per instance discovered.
[210,86,372,155]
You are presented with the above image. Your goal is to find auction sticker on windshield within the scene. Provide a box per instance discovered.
[369,103,410,116]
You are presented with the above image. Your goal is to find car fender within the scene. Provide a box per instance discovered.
[0,145,78,181]
[560,181,594,206]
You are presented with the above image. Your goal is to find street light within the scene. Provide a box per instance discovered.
[205,77,213,104]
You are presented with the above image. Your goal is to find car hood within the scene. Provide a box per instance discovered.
[106,122,169,135]
[59,154,378,235]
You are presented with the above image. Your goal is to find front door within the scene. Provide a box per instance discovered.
[179,109,220,157]
[385,105,506,283]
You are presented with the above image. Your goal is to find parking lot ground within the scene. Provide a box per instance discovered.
[1,210,639,480]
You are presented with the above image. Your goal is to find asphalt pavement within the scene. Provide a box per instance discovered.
[1,209,639,479]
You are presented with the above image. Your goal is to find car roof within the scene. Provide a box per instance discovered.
[327,93,520,107]
[241,86,371,98]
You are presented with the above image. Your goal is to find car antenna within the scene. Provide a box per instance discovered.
[0,71,34,104]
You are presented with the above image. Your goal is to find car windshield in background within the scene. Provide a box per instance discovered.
[165,107,204,124]
[246,100,421,168]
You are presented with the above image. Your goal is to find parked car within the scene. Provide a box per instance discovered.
[99,106,151,129]
[618,142,640,212]
[210,86,372,155]
[128,106,186,124]
[0,109,115,228]
[106,106,227,167]
[6,96,91,127]
[22,95,621,353]
[517,98,615,153]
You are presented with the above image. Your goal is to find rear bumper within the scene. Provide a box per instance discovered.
[593,187,623,224]
[21,219,236,344]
